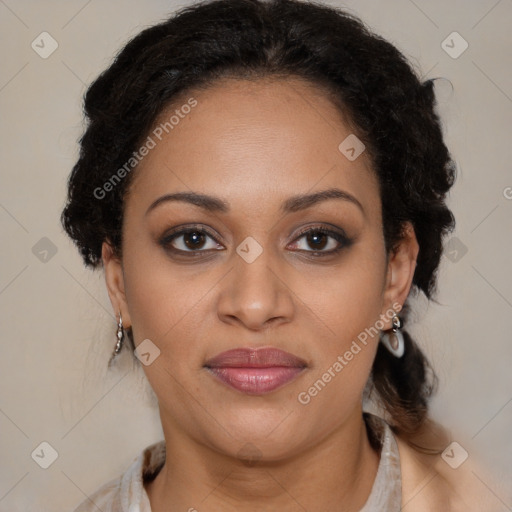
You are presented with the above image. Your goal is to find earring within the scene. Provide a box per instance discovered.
[380,311,405,358]
[108,312,125,366]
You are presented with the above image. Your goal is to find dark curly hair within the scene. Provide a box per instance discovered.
[61,0,456,448]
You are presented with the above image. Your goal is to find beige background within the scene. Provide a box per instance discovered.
[1,0,511,510]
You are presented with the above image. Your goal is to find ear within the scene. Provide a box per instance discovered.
[102,241,131,328]
[381,221,419,327]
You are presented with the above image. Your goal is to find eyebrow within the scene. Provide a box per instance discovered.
[145,187,365,216]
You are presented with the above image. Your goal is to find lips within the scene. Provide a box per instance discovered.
[205,347,307,368]
[204,347,307,395]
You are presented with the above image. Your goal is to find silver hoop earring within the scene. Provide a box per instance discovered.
[380,312,405,358]
[108,312,125,366]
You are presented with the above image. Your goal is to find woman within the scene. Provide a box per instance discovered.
[62,0,503,510]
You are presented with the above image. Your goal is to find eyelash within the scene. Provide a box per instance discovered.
[159,224,352,258]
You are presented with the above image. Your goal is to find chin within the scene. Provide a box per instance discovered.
[212,410,305,456]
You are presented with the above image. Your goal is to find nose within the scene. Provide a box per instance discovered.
[216,247,295,331]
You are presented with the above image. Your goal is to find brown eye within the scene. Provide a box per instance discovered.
[181,231,208,250]
[305,231,329,250]
[289,226,352,255]
[159,225,224,255]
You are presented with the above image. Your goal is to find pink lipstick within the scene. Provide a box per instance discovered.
[204,347,307,395]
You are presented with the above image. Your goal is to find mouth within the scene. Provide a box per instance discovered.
[204,347,308,395]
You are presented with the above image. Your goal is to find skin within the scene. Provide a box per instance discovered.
[102,76,419,511]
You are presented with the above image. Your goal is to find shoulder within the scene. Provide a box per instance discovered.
[71,440,165,512]
[72,476,122,512]
[395,419,506,512]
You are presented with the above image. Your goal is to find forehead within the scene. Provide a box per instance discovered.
[125,76,379,218]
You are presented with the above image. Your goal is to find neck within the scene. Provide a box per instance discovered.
[145,407,380,512]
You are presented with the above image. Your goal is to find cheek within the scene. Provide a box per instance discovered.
[295,344,377,438]
[296,247,386,343]
[121,228,194,341]
[121,243,221,368]
[294,255,385,421]
[121,258,208,406]
[291,242,386,408]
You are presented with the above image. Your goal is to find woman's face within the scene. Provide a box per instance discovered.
[103,76,417,461]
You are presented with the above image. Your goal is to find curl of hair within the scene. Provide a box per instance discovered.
[61,0,456,447]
